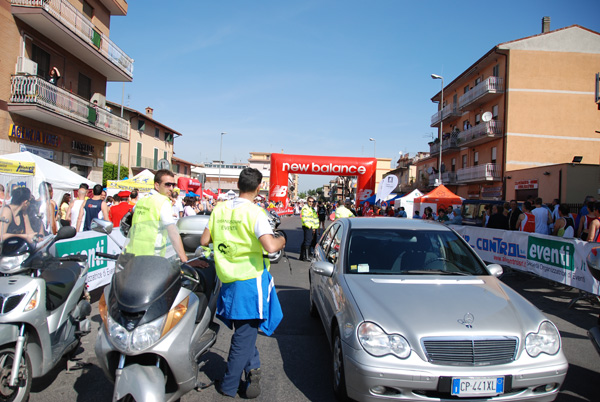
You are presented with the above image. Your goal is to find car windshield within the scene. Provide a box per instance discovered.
[346,228,488,276]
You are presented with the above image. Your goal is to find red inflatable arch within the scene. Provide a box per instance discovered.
[269,153,377,204]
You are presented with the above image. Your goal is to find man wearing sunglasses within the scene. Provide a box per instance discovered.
[129,169,187,262]
[300,197,319,261]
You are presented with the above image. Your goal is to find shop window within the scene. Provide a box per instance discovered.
[492,105,499,120]
[82,1,94,19]
[77,73,91,101]
[155,128,160,139]
[31,44,50,80]
[138,119,146,132]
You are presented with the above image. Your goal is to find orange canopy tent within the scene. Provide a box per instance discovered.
[413,185,462,215]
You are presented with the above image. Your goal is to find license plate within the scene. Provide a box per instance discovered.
[451,376,504,397]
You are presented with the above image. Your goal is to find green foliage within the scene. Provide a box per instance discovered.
[102,162,129,187]
[298,191,307,199]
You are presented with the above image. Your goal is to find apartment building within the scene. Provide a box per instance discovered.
[1,0,133,182]
[386,152,429,193]
[417,21,600,202]
[104,102,181,178]
[171,156,194,178]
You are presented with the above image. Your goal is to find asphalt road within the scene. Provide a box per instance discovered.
[29,216,599,402]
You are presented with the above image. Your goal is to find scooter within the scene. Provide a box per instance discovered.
[93,218,220,402]
[0,180,91,402]
[586,246,600,356]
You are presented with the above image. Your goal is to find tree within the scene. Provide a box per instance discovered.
[102,162,129,187]
[298,191,307,200]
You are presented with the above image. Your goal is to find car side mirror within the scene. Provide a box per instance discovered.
[91,219,113,235]
[486,263,503,278]
[312,261,334,277]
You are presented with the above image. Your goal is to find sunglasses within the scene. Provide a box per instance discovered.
[163,182,177,188]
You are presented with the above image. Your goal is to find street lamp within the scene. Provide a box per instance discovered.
[369,137,376,157]
[431,74,443,186]
[218,132,226,193]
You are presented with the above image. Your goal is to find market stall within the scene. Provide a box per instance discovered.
[396,189,423,218]
[413,185,462,215]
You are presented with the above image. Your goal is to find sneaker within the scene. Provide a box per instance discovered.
[215,380,235,398]
[244,368,261,399]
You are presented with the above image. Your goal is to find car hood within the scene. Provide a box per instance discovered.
[344,275,545,339]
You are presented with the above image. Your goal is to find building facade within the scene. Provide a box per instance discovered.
[1,0,133,183]
[104,102,181,178]
[417,22,600,202]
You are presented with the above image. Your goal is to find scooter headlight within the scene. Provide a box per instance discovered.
[131,318,166,352]
[0,254,29,273]
[107,315,129,352]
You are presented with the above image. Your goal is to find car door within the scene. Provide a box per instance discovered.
[319,223,344,334]
[312,223,340,329]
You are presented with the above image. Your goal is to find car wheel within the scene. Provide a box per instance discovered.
[309,278,318,318]
[332,327,349,401]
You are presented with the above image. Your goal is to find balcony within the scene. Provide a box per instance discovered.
[456,163,501,183]
[456,121,503,147]
[131,156,157,170]
[430,103,462,126]
[11,0,133,81]
[459,77,503,110]
[429,136,459,155]
[428,171,457,186]
[9,75,129,142]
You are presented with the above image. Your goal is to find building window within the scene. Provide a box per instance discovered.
[463,120,471,131]
[492,104,499,120]
[82,1,94,19]
[155,128,160,139]
[491,147,497,164]
[31,44,50,81]
[475,114,481,125]
[153,148,158,170]
[174,164,180,174]
[464,85,470,94]
[163,151,167,160]
[77,73,91,100]
[451,158,456,172]
[475,76,482,86]
[453,94,457,106]
[138,119,146,132]
[184,166,187,175]
[462,155,467,168]
[493,64,500,77]
[136,142,142,166]
[474,152,479,166]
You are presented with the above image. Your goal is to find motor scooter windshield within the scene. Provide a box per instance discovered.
[0,177,53,248]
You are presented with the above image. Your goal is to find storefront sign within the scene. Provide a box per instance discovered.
[9,124,61,147]
[19,143,54,160]
[481,186,502,199]
[72,140,95,154]
[515,179,538,190]
[451,225,598,295]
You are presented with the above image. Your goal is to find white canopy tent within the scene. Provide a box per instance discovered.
[0,151,94,202]
[397,189,423,218]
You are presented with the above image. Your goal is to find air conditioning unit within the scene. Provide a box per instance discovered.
[16,57,38,75]
[91,93,106,108]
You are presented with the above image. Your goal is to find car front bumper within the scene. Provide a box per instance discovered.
[343,346,568,402]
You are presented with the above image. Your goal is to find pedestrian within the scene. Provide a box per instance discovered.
[586,202,600,243]
[67,183,88,232]
[518,201,536,232]
[300,197,319,261]
[317,201,327,229]
[58,193,71,227]
[508,200,523,231]
[437,208,449,222]
[127,170,187,262]
[413,210,421,219]
[76,184,109,232]
[0,184,4,206]
[48,67,61,85]
[335,199,354,219]
[128,189,139,206]
[577,201,596,240]
[552,205,575,238]
[486,204,509,230]
[395,206,407,218]
[183,197,196,217]
[200,167,286,399]
[446,206,455,220]
[423,207,434,220]
[532,198,552,235]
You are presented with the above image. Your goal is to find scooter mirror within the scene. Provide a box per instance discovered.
[195,245,212,259]
[587,247,600,282]
[91,219,114,235]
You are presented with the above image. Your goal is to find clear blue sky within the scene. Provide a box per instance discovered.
[106,0,600,191]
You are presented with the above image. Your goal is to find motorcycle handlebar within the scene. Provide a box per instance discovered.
[96,252,119,260]
[59,254,88,262]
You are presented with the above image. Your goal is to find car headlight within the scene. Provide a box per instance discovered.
[525,321,561,357]
[0,254,29,273]
[357,322,411,359]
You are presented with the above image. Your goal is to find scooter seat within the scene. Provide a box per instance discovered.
[41,261,81,311]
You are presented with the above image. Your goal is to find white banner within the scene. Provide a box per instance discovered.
[52,230,125,291]
[451,225,600,296]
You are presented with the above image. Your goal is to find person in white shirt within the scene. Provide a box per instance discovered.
[67,185,88,232]
[532,198,552,235]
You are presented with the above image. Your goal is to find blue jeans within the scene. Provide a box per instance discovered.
[221,319,261,396]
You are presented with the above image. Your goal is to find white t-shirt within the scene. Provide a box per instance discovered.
[532,207,550,235]
[70,199,85,231]
[183,205,196,217]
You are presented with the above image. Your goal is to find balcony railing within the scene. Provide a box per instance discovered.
[456,163,501,182]
[456,121,503,147]
[11,0,133,79]
[459,77,503,109]
[430,136,459,155]
[131,156,157,170]
[10,75,129,140]
[430,103,461,126]
[428,171,457,186]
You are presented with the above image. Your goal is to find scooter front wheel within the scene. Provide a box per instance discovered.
[0,348,32,402]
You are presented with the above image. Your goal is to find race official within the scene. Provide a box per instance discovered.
[128,170,187,262]
[300,197,319,261]
[335,199,355,220]
[200,168,285,398]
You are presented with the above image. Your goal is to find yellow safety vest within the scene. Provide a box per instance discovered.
[335,205,354,219]
[127,193,170,256]
[209,201,270,283]
[301,205,319,229]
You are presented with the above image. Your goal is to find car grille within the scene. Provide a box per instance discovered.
[422,337,518,366]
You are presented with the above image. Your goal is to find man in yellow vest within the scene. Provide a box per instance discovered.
[128,170,187,262]
[300,197,318,261]
[335,198,355,220]
[200,168,285,398]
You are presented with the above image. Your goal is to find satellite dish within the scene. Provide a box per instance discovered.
[482,112,493,122]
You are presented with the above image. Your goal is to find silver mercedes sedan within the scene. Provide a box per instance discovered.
[309,217,568,402]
